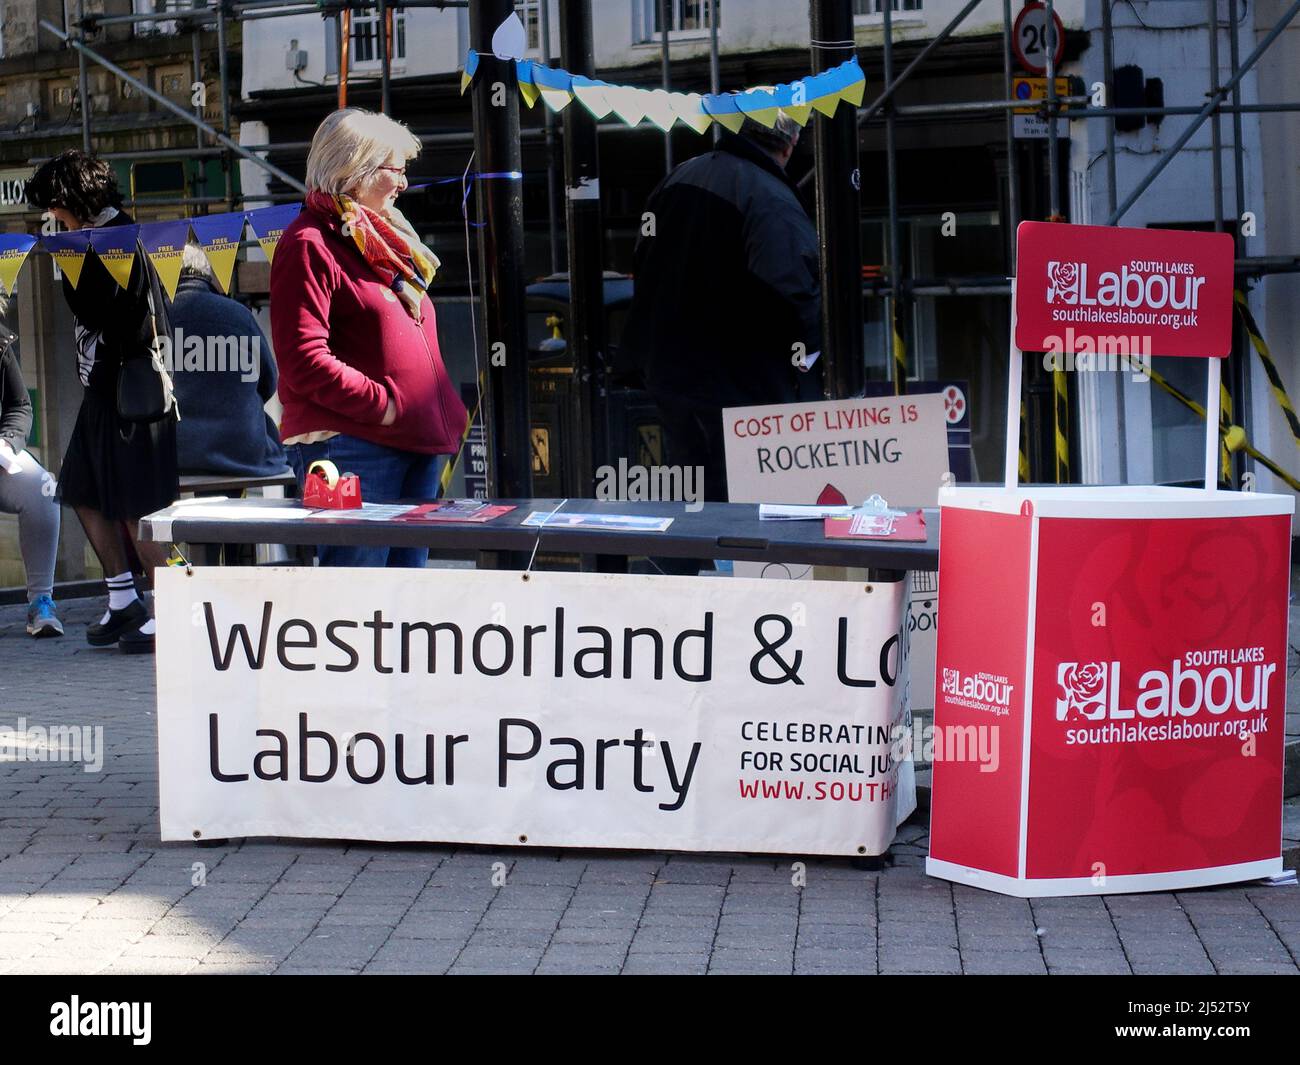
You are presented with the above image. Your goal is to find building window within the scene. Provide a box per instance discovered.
[132,0,198,37]
[637,0,717,42]
[853,0,923,16]
[516,1,541,52]
[350,7,407,67]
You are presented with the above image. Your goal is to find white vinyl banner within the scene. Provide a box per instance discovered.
[156,567,915,856]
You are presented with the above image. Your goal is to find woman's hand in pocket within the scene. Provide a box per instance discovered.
[381,391,397,426]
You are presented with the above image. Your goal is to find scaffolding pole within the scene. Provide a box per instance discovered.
[470,0,532,501]
[540,0,562,274]
[659,0,672,174]
[76,0,91,152]
[882,0,905,392]
[560,0,607,493]
[1107,0,1300,225]
[39,19,307,193]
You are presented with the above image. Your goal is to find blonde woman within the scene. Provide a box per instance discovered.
[270,108,468,567]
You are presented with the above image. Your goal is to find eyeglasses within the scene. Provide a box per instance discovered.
[375,165,407,177]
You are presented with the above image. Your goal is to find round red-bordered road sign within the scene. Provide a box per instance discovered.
[1013,2,1065,75]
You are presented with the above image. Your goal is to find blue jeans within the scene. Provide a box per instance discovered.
[287,435,448,568]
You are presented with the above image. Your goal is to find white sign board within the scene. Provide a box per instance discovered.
[156,567,915,856]
[722,393,950,510]
[1012,114,1070,139]
[722,393,949,713]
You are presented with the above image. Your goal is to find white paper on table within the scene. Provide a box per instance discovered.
[308,503,418,521]
[758,503,857,520]
[175,504,317,521]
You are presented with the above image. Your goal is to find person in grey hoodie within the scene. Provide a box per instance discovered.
[0,324,63,636]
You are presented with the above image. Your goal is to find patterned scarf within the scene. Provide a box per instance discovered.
[306,190,441,320]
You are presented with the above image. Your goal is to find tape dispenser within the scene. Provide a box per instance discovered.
[302,459,362,509]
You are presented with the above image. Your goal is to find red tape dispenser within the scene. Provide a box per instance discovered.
[303,459,362,509]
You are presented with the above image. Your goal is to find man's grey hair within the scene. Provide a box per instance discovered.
[180,241,214,282]
[739,88,802,157]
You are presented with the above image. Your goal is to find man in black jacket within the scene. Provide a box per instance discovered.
[622,111,823,505]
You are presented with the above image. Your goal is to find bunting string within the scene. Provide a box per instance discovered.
[460,51,866,134]
[0,171,523,299]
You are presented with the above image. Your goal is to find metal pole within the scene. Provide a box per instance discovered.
[858,0,985,126]
[659,0,672,174]
[1004,278,1022,488]
[76,0,91,152]
[216,1,235,210]
[1102,0,1124,483]
[1002,0,1019,269]
[40,20,307,192]
[191,30,209,214]
[1045,0,1060,220]
[1207,0,1225,232]
[339,9,351,109]
[809,0,864,399]
[379,0,392,115]
[540,0,561,274]
[709,0,720,145]
[798,0,985,190]
[559,0,606,492]
[1101,0,1117,218]
[1228,0,1247,228]
[1109,0,1300,225]
[883,0,904,392]
[1227,0,1251,486]
[470,0,533,500]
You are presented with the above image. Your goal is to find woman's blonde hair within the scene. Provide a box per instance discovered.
[305,108,421,197]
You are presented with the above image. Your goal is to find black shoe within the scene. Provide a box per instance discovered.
[118,626,156,655]
[86,599,148,647]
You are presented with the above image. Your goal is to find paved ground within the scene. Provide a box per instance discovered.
[0,596,1297,976]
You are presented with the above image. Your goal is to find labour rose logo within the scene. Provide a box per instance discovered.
[1046,261,1080,305]
[1056,661,1107,721]
[942,667,959,695]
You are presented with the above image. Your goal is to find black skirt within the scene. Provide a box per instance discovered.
[58,388,179,521]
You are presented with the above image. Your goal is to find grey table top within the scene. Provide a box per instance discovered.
[139,497,940,572]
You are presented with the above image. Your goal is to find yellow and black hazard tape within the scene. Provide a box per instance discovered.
[1219,372,1232,484]
[1235,289,1300,449]
[1019,399,1030,483]
[439,370,488,497]
[1144,362,1300,492]
[1052,368,1069,482]
[891,302,907,396]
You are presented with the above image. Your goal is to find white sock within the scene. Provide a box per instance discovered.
[137,619,156,637]
[105,571,139,614]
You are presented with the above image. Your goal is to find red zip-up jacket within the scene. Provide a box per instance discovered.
[270,207,468,454]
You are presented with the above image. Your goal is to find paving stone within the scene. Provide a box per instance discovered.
[1,598,1298,975]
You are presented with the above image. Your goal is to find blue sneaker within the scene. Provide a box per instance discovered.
[26,595,64,639]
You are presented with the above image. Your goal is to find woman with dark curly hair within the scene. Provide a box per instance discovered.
[25,149,178,654]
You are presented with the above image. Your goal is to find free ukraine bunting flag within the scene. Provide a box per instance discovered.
[41,230,92,289]
[0,234,37,295]
[87,226,140,290]
[190,212,247,295]
[138,219,191,300]
[245,204,302,266]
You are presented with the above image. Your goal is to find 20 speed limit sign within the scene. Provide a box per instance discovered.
[1013,2,1065,75]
